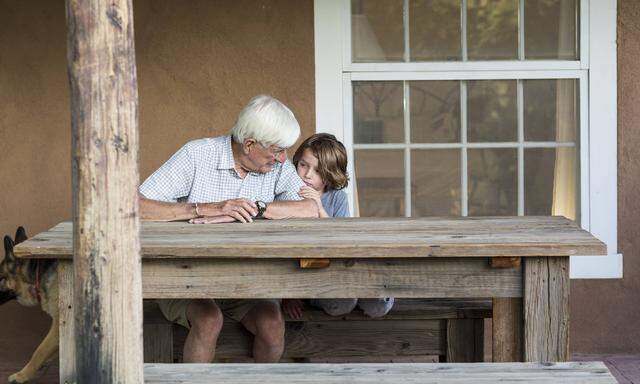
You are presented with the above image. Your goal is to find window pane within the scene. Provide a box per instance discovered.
[525,0,578,60]
[467,0,518,60]
[412,149,461,216]
[525,148,579,221]
[352,0,405,62]
[410,0,461,61]
[355,150,405,217]
[524,79,578,142]
[353,81,405,144]
[410,81,460,143]
[467,80,517,142]
[468,148,517,216]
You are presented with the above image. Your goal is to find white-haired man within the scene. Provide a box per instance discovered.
[138,95,318,363]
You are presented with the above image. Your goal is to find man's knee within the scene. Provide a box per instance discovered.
[253,304,285,344]
[188,300,224,337]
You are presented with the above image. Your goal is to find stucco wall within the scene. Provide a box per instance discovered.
[0,0,314,365]
[0,0,638,373]
[570,0,640,354]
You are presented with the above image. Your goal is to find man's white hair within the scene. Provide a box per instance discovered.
[230,95,300,148]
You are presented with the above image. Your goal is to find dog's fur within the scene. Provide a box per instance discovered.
[0,227,58,384]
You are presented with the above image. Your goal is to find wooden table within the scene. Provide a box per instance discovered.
[14,216,606,383]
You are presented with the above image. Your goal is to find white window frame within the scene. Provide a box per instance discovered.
[314,0,620,278]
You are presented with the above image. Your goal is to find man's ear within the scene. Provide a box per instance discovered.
[243,138,256,154]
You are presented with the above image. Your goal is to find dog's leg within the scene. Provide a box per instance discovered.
[8,315,59,384]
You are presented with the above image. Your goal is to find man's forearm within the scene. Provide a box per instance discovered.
[139,193,197,221]
[263,199,319,220]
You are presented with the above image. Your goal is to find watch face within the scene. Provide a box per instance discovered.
[255,200,267,218]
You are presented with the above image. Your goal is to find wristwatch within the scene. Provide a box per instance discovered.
[255,200,268,218]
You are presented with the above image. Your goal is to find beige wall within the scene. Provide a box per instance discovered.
[570,0,640,354]
[0,0,314,364]
[0,0,639,371]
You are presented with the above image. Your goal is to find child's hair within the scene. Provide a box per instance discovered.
[292,133,349,190]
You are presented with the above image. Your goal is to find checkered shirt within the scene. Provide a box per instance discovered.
[139,135,305,204]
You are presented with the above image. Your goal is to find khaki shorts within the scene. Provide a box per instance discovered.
[157,299,281,329]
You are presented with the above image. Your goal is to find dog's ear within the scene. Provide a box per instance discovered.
[15,227,27,245]
[3,236,15,263]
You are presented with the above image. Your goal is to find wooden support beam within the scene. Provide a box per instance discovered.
[141,258,523,299]
[492,298,523,362]
[300,258,331,269]
[523,257,570,362]
[490,257,521,269]
[66,0,143,382]
[446,319,484,362]
[58,261,76,383]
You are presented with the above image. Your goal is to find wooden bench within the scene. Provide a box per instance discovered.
[143,299,492,364]
[143,362,619,383]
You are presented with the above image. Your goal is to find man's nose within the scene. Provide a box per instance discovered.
[277,151,287,163]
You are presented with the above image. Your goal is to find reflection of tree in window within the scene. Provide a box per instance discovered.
[467,80,517,142]
[525,0,578,59]
[410,81,460,143]
[410,0,461,61]
[353,81,404,143]
[467,0,518,60]
[468,148,517,216]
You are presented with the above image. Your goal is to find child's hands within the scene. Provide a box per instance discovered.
[282,299,304,319]
[298,185,322,203]
[299,186,329,218]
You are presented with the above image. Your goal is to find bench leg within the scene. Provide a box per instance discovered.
[492,297,523,362]
[446,319,484,362]
[143,324,174,363]
[58,261,76,384]
[523,257,570,362]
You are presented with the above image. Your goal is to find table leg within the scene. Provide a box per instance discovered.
[58,261,76,383]
[492,297,523,362]
[523,257,570,362]
[447,319,484,362]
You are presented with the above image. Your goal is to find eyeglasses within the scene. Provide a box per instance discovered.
[259,143,286,157]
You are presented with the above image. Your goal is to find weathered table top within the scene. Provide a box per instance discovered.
[14,216,606,259]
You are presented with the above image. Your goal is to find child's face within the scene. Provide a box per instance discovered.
[296,148,326,193]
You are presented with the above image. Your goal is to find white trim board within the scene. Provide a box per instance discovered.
[314,0,620,278]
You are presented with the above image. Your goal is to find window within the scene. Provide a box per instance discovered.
[314,0,619,278]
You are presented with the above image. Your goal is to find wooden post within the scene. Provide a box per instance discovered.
[446,319,484,362]
[492,298,523,362]
[523,257,570,362]
[66,0,143,383]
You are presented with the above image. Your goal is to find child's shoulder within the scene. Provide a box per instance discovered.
[324,188,348,201]
[323,188,350,217]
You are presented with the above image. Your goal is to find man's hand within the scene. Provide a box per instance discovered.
[199,198,258,223]
[189,215,237,224]
[282,299,304,319]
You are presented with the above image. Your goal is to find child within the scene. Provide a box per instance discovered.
[282,133,394,319]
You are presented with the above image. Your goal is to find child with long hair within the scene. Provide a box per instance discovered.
[282,133,394,319]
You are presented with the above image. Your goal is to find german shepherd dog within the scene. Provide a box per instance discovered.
[0,227,58,384]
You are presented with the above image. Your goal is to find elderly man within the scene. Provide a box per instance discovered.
[139,95,318,363]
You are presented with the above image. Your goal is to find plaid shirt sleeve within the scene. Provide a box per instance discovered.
[139,144,195,202]
[273,159,305,201]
